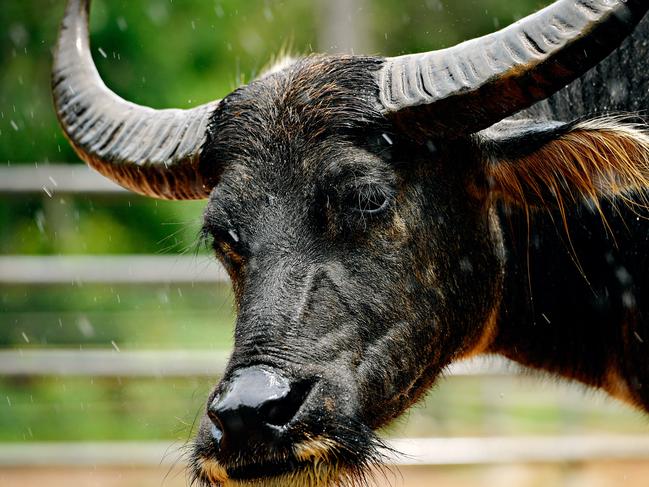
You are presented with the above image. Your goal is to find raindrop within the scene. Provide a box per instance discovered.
[10,120,19,131]
[97,47,107,58]
[34,210,46,234]
[615,266,633,286]
[77,315,95,337]
[622,291,636,309]
[459,258,473,272]
[111,340,121,352]
[381,133,393,145]
[8,23,29,47]
[21,332,29,343]
[425,0,444,12]
[607,78,628,104]
[147,3,169,25]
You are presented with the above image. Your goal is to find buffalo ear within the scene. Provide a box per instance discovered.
[482,118,649,210]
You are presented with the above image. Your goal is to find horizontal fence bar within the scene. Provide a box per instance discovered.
[0,350,513,378]
[391,436,649,465]
[0,164,125,195]
[2,436,649,467]
[0,349,230,377]
[0,255,228,284]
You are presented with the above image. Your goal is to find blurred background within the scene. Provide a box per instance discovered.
[1,0,648,486]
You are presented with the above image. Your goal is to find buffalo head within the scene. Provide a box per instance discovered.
[52,0,649,485]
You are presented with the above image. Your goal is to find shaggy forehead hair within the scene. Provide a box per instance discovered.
[199,55,388,179]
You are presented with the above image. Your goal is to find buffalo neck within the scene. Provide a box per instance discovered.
[489,198,649,410]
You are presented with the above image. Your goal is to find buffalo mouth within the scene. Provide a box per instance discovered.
[226,458,311,481]
[191,381,390,486]
[195,456,350,487]
[192,432,387,487]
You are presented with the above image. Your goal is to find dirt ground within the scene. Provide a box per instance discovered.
[1,462,649,487]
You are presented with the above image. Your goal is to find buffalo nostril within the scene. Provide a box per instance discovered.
[209,422,224,448]
[207,367,313,454]
[206,405,225,449]
[263,379,313,426]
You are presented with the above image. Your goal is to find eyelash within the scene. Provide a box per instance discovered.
[201,225,243,257]
[347,185,394,216]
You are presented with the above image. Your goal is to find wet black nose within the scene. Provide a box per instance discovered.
[207,367,311,453]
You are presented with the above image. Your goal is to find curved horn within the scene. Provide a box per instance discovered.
[379,0,649,136]
[52,0,220,199]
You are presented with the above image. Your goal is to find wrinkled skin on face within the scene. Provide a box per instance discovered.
[191,56,505,486]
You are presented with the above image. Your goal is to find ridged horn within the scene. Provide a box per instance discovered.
[379,0,649,136]
[52,0,220,200]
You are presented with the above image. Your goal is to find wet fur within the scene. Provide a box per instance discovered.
[482,17,649,410]
[488,119,649,211]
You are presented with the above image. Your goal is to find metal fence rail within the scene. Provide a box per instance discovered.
[0,164,124,195]
[3,436,649,467]
[0,255,227,284]
[0,351,514,377]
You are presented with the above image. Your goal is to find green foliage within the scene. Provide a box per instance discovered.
[371,0,551,54]
[0,376,214,442]
[1,283,235,348]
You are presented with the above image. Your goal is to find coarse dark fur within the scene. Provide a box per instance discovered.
[488,17,649,410]
[189,16,649,487]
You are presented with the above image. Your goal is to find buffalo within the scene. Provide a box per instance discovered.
[52,0,649,486]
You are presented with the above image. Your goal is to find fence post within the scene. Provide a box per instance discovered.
[317,0,372,54]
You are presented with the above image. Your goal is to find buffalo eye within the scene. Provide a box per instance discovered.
[218,226,243,251]
[226,228,240,244]
[348,184,393,216]
[203,222,246,263]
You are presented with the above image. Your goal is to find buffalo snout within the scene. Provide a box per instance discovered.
[207,366,314,456]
